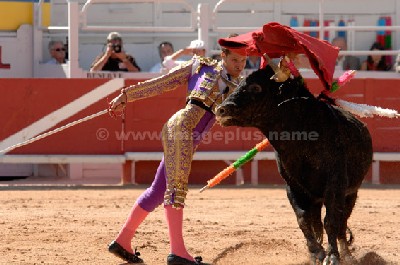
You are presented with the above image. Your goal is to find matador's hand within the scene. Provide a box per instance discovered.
[108,90,127,115]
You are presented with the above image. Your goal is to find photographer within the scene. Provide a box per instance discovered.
[90,32,141,72]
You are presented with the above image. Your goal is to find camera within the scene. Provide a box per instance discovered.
[112,44,121,53]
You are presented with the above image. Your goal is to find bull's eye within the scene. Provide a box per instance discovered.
[248,84,262,93]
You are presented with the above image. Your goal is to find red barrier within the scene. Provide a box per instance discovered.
[0,77,399,183]
[306,78,400,152]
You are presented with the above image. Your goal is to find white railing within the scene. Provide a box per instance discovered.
[210,0,400,59]
[1,151,398,185]
[28,0,400,77]
[80,0,197,32]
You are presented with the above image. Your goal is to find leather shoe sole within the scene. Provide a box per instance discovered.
[167,254,210,265]
[108,240,144,263]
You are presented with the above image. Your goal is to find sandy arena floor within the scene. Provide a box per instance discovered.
[1,181,399,265]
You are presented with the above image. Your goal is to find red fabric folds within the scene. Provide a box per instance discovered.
[218,22,339,90]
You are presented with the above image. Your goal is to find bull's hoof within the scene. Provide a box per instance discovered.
[310,250,326,265]
[323,254,339,265]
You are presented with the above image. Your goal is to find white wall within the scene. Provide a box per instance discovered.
[0,25,33,78]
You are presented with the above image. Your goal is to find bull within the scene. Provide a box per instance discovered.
[216,65,373,265]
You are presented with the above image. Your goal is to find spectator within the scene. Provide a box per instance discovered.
[245,55,261,69]
[90,32,141,72]
[162,40,206,71]
[361,42,392,71]
[394,53,400,73]
[45,40,67,64]
[149,41,174,73]
[331,37,361,70]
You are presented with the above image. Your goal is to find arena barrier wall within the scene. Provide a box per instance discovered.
[0,77,399,184]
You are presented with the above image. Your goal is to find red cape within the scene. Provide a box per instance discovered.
[218,22,339,90]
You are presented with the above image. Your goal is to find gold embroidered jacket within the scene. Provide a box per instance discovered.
[124,55,242,114]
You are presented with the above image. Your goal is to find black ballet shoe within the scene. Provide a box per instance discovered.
[166,254,211,265]
[108,240,143,263]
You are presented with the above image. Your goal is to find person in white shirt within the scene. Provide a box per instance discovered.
[149,41,175,73]
[162,40,206,72]
[45,40,67,65]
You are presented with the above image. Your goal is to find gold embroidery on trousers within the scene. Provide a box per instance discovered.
[162,104,206,208]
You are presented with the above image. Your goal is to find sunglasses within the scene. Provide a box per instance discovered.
[53,48,66,52]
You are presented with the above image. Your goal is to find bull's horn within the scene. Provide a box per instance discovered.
[263,53,291,82]
[262,53,279,73]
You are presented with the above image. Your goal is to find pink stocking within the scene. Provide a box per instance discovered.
[165,205,194,261]
[115,203,149,253]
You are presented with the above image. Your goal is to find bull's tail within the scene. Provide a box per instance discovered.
[346,226,354,245]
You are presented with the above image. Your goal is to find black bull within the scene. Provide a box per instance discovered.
[216,66,373,265]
